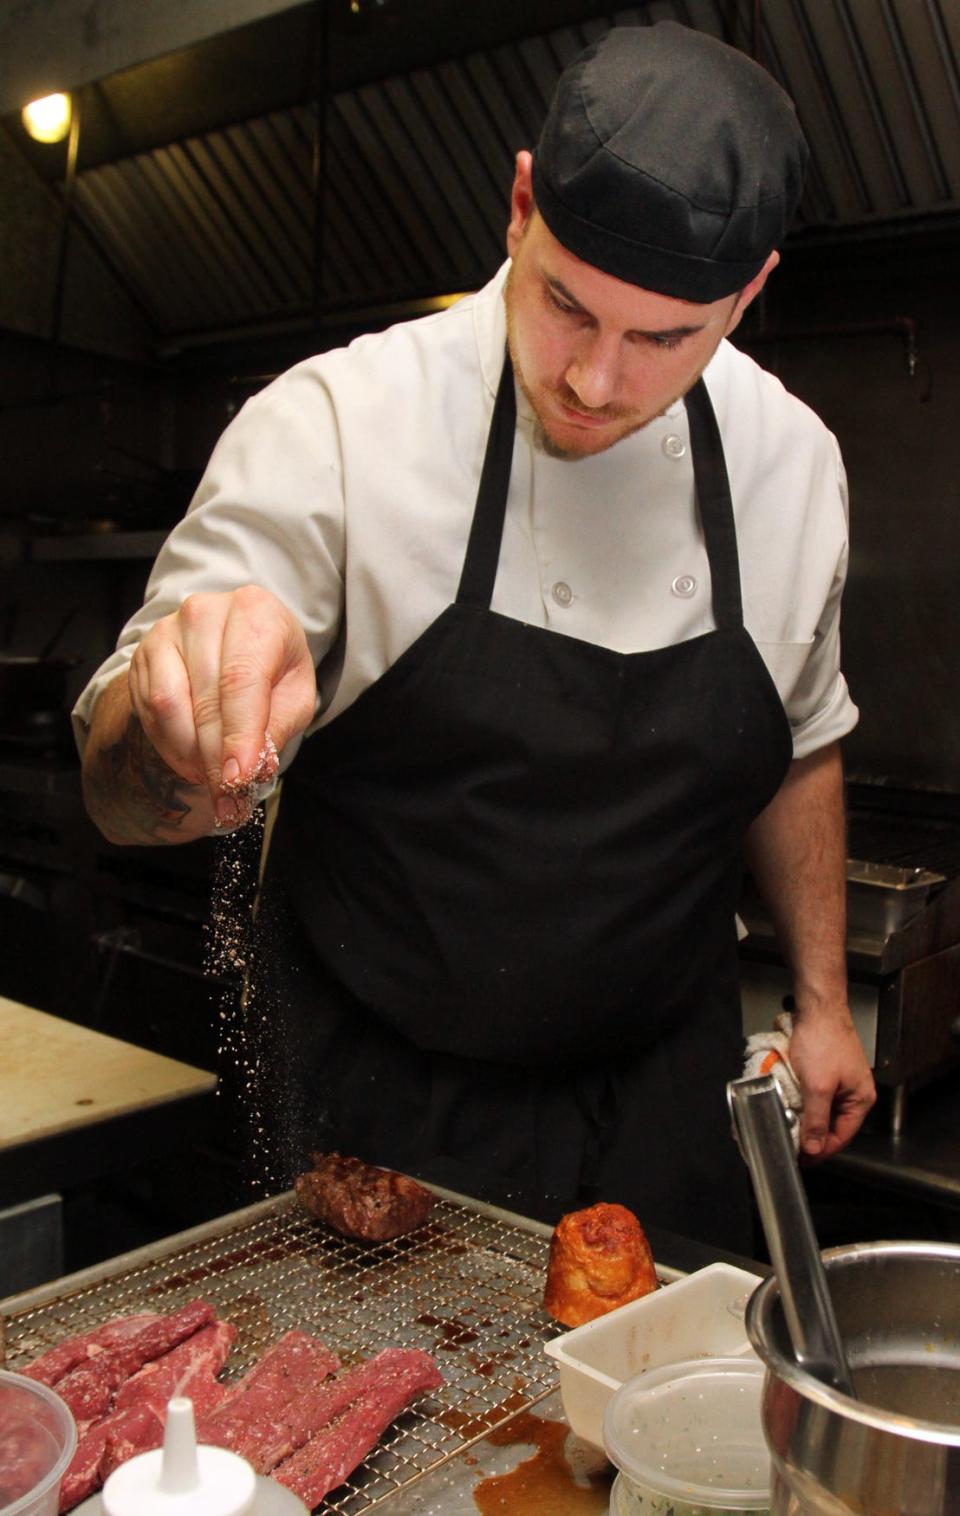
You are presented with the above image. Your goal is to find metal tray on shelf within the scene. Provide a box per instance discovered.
[846,858,946,937]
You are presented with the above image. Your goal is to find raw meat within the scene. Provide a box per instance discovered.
[58,1405,161,1512]
[255,1348,438,1475]
[55,1312,231,1511]
[197,1330,340,1470]
[98,1404,164,1479]
[0,1381,65,1505]
[271,1347,442,1506]
[90,1319,240,1488]
[295,1153,434,1242]
[21,1315,161,1387]
[113,1320,236,1413]
[59,1322,235,1510]
[54,1301,215,1424]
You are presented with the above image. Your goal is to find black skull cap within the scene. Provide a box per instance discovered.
[531,22,808,301]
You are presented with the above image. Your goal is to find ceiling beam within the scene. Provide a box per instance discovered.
[0,0,315,116]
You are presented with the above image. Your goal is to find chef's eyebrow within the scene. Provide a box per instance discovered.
[544,273,706,341]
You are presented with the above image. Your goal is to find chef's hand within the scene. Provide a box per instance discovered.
[787,1009,876,1161]
[129,585,317,825]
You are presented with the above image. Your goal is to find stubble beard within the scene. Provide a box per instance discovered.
[503,265,699,462]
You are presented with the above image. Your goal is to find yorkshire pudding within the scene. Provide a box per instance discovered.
[544,1201,657,1327]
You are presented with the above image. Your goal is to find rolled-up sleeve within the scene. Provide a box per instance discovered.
[781,453,859,759]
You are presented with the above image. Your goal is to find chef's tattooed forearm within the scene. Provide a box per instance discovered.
[83,713,205,844]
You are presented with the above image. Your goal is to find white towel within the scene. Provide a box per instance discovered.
[743,1011,803,1149]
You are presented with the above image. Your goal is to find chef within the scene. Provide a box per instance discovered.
[75,22,875,1250]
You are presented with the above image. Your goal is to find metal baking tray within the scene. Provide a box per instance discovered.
[846,858,946,937]
[0,1188,569,1513]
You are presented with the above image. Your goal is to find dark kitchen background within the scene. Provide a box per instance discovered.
[1,0,959,1265]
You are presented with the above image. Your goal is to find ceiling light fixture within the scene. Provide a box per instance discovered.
[21,92,72,143]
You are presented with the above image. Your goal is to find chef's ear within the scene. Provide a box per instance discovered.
[724,251,780,336]
[507,151,535,257]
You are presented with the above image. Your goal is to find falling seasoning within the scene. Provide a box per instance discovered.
[205,798,292,1196]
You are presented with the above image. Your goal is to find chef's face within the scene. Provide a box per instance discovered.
[504,152,777,460]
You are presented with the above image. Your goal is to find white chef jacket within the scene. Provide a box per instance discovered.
[73,261,858,764]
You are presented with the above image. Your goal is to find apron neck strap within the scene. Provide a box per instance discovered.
[458,354,745,632]
[684,378,744,631]
[457,349,516,609]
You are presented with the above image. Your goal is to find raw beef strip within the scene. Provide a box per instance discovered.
[100,1404,164,1476]
[54,1301,215,1423]
[295,1153,434,1242]
[21,1314,161,1386]
[114,1320,236,1412]
[225,1348,433,1475]
[197,1331,340,1469]
[60,1323,237,1508]
[59,1404,163,1512]
[271,1348,442,1505]
[0,1380,71,1505]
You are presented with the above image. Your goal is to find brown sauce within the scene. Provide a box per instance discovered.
[472,1409,612,1514]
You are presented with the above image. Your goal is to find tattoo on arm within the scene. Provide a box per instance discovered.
[85,714,207,844]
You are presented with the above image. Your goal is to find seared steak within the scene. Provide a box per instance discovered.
[294,1153,434,1241]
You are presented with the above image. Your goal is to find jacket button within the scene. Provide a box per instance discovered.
[671,574,698,598]
[551,581,574,607]
[662,434,687,458]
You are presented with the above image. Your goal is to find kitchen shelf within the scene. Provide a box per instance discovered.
[28,530,169,561]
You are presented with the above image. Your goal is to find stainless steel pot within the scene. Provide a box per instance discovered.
[747,1241,960,1514]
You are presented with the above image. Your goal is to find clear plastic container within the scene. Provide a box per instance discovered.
[603,1356,770,1515]
[0,1369,77,1516]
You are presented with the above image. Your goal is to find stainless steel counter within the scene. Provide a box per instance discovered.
[834,1068,960,1210]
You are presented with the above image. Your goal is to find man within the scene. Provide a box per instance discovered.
[76,23,875,1250]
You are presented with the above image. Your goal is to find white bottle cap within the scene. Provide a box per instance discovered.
[101,1397,257,1516]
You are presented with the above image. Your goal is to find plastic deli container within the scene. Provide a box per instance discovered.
[603,1356,770,1515]
[544,1262,762,1449]
[0,1370,78,1516]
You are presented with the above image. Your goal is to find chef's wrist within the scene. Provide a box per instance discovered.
[789,981,851,1026]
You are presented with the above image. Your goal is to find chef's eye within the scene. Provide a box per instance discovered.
[546,288,580,317]
[651,333,684,350]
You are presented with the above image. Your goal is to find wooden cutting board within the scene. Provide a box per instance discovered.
[0,995,216,1150]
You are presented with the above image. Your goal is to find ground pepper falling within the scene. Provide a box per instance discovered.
[205,801,300,1197]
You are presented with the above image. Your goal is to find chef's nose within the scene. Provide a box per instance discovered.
[565,335,620,410]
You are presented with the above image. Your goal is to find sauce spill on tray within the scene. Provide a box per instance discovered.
[472,1409,612,1514]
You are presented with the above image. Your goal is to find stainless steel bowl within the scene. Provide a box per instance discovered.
[746,1240,960,1515]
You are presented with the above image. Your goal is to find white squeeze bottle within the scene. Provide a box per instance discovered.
[100,1396,308,1515]
[101,1397,255,1515]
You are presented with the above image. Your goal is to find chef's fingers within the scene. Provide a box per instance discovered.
[265,642,318,756]
[799,1073,876,1162]
[217,585,315,786]
[176,592,232,800]
[797,1085,833,1158]
[788,1013,876,1161]
[808,1084,876,1162]
[129,621,206,786]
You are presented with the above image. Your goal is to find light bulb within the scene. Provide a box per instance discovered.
[21,93,72,144]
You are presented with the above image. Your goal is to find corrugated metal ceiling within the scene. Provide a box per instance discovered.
[38,0,960,343]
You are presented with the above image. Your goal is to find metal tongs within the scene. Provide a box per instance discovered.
[727,1073,856,1396]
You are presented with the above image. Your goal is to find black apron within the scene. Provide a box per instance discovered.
[256,354,792,1250]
